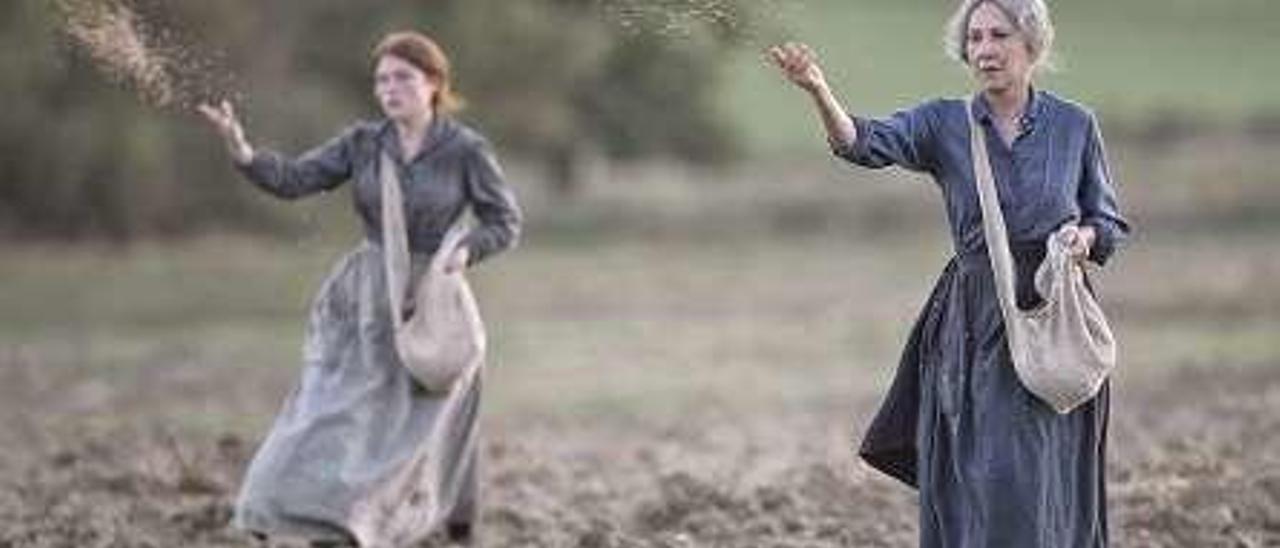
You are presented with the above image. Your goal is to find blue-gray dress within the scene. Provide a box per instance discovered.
[845,91,1130,547]
[229,116,521,545]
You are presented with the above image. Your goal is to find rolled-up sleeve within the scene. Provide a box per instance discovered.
[1077,115,1130,265]
[460,140,522,266]
[833,102,938,174]
[235,127,358,199]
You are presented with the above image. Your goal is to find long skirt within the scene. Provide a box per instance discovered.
[860,246,1109,547]
[234,241,481,547]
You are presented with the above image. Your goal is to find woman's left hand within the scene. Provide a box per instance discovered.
[1064,225,1096,261]
[444,246,470,274]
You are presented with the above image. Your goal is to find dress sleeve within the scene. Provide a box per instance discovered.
[234,126,358,199]
[1077,114,1131,265]
[460,139,522,266]
[832,101,939,174]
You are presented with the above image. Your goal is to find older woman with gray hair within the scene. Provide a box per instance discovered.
[770,0,1128,546]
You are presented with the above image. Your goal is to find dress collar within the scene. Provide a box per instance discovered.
[972,86,1045,132]
[379,115,459,165]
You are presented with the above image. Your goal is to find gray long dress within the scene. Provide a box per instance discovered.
[846,91,1130,547]
[230,116,521,546]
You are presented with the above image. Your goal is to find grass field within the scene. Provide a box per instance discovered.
[2,129,1280,545]
[724,0,1280,154]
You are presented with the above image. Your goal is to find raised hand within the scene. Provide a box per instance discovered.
[767,42,828,95]
[765,41,856,150]
[197,100,254,165]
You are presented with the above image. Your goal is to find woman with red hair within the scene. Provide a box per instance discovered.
[201,31,520,547]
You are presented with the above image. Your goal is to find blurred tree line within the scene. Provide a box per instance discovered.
[0,0,761,241]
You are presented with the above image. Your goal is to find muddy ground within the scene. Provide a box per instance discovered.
[2,361,1276,548]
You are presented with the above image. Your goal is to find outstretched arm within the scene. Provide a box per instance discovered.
[197,100,353,199]
[768,43,937,173]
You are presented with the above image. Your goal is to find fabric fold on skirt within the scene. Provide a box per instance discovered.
[859,246,1110,547]
[234,242,481,547]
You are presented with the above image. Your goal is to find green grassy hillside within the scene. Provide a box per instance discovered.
[725,0,1280,154]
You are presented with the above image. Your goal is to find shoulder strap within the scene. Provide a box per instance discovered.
[966,99,1022,322]
[381,152,412,329]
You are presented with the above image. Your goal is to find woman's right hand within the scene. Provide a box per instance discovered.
[197,100,254,165]
[767,42,828,95]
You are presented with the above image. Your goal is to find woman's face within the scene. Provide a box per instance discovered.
[965,2,1034,95]
[374,54,438,122]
